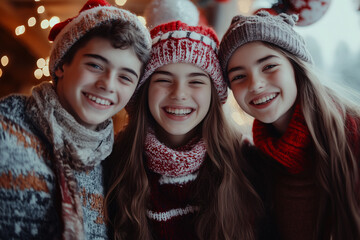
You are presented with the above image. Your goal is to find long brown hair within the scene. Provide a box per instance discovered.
[266,42,360,239]
[105,77,263,239]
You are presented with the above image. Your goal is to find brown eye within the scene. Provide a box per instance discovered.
[263,64,277,71]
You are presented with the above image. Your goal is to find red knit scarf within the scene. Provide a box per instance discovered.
[145,129,207,177]
[253,104,311,174]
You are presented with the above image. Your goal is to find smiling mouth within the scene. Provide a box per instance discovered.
[84,93,113,106]
[164,107,193,116]
[251,93,278,105]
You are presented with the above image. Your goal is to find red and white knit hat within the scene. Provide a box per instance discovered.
[139,21,228,103]
[48,0,151,80]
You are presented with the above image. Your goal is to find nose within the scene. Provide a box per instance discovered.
[248,73,265,93]
[95,71,115,93]
[170,82,188,100]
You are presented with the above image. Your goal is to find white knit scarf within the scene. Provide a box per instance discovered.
[145,129,207,177]
[26,82,114,240]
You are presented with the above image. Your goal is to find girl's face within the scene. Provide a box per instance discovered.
[55,37,142,130]
[148,63,211,147]
[227,42,297,133]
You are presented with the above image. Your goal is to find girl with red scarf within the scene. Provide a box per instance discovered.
[219,11,360,240]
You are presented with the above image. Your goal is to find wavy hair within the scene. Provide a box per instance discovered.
[104,77,262,239]
[265,42,360,239]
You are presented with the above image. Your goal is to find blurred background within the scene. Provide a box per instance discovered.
[1,0,359,132]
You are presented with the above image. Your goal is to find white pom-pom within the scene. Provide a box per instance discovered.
[144,0,200,29]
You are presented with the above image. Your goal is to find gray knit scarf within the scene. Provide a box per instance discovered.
[26,82,114,239]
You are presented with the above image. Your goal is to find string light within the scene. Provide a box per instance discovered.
[36,58,46,68]
[43,66,50,77]
[40,19,50,29]
[37,5,45,14]
[49,16,60,27]
[28,17,37,27]
[137,16,146,26]
[0,68,3,78]
[115,0,127,6]
[15,25,26,35]
[34,69,43,79]
[1,56,9,67]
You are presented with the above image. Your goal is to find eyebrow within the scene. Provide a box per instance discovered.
[153,70,208,78]
[83,53,139,78]
[228,54,280,74]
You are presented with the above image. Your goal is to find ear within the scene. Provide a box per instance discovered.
[55,66,64,80]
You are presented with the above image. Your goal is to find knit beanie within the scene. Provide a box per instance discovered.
[48,0,151,80]
[219,11,313,84]
[139,21,228,103]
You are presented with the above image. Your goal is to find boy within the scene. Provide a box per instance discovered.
[0,0,151,239]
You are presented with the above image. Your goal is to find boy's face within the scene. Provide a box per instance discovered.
[55,37,142,130]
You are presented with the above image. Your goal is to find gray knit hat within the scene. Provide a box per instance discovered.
[48,0,151,80]
[219,11,312,85]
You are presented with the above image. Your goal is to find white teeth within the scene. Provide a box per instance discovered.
[165,107,192,115]
[253,94,277,105]
[85,93,111,106]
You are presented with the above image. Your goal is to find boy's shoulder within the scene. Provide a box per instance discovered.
[0,94,27,122]
[0,94,60,239]
[0,93,51,162]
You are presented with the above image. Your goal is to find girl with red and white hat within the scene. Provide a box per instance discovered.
[105,20,262,240]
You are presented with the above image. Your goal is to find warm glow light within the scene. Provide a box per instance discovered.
[231,112,246,126]
[1,56,9,67]
[34,69,43,79]
[37,58,46,68]
[115,0,127,6]
[237,0,252,14]
[34,0,40,2]
[43,66,50,77]
[37,6,45,14]
[0,68,3,78]
[138,16,146,26]
[49,16,60,27]
[41,19,50,29]
[15,25,26,35]
[28,17,36,27]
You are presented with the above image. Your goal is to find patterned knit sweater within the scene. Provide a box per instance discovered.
[0,95,109,239]
[146,170,200,240]
[145,131,205,240]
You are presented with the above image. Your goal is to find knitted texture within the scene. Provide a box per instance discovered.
[0,84,112,239]
[252,108,360,239]
[145,129,206,177]
[219,11,313,84]
[139,21,228,103]
[48,0,151,80]
[252,104,311,174]
[145,130,206,239]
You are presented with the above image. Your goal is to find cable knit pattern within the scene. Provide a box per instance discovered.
[145,130,206,239]
[0,82,112,239]
[253,104,311,174]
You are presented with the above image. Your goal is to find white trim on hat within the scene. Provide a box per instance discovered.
[152,30,218,52]
[49,5,151,78]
